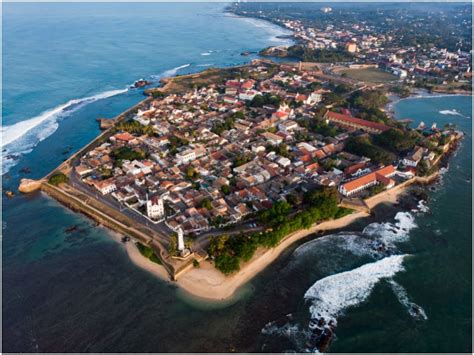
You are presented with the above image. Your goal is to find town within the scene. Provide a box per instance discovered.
[233,2,472,94]
[61,59,462,273]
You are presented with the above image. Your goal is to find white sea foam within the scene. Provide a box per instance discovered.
[363,212,417,245]
[196,63,214,67]
[227,13,293,45]
[152,64,190,79]
[415,200,430,214]
[388,280,428,321]
[263,255,409,352]
[1,88,128,174]
[305,255,407,325]
[439,109,465,117]
[200,52,212,56]
[2,88,127,148]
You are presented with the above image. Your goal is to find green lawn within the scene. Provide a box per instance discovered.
[340,68,398,83]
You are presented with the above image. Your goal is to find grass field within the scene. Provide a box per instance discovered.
[339,68,398,83]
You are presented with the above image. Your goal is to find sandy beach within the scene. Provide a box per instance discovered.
[125,181,411,301]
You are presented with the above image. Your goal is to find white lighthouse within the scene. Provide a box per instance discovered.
[177,228,185,252]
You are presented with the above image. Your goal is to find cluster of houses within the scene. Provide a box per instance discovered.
[74,61,451,236]
[281,18,471,82]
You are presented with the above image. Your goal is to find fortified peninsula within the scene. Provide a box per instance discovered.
[20,57,463,300]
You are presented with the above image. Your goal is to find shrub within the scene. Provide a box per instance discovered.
[215,254,240,275]
[49,172,68,186]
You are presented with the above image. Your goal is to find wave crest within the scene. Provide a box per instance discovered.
[2,88,127,174]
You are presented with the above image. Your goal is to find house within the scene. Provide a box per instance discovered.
[324,111,391,134]
[278,120,299,133]
[93,178,117,195]
[75,164,94,177]
[346,42,358,53]
[112,132,136,143]
[261,132,284,145]
[176,149,196,165]
[239,90,259,101]
[403,146,425,167]
[344,162,371,178]
[339,165,396,196]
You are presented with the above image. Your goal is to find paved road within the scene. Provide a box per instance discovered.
[69,166,265,252]
[68,170,173,244]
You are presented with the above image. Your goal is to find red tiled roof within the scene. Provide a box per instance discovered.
[342,165,395,193]
[114,132,135,142]
[274,111,288,118]
[326,111,390,132]
[344,162,367,176]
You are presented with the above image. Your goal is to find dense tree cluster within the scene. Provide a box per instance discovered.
[111,146,147,161]
[211,116,236,135]
[286,45,355,62]
[248,93,282,108]
[209,187,346,274]
[345,136,395,165]
[373,128,418,154]
[116,120,154,136]
[48,172,68,186]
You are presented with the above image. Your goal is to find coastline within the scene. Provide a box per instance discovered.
[127,183,410,301]
[385,88,472,116]
[29,8,466,302]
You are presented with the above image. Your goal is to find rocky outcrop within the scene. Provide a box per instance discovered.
[130,79,152,89]
[18,178,43,193]
[259,46,289,58]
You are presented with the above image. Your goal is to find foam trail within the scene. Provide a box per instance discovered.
[1,88,127,174]
[2,88,127,147]
[196,63,214,67]
[363,212,417,245]
[305,255,407,325]
[389,280,428,321]
[439,109,465,117]
[152,64,190,79]
[262,255,408,352]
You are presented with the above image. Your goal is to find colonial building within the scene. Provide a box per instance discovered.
[146,196,165,220]
[324,111,390,134]
[339,165,396,196]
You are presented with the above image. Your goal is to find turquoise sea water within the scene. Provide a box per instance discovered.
[2,3,472,352]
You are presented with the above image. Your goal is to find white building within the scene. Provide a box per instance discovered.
[176,149,196,165]
[93,178,116,195]
[238,90,259,101]
[146,196,165,220]
[278,120,299,133]
[403,147,425,167]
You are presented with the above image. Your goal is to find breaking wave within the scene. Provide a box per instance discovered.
[439,109,466,117]
[152,64,190,79]
[1,88,128,174]
[262,255,409,352]
[261,204,434,352]
[2,63,193,175]
[305,254,407,323]
[363,212,417,245]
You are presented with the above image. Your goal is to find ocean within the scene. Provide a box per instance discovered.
[2,3,472,353]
